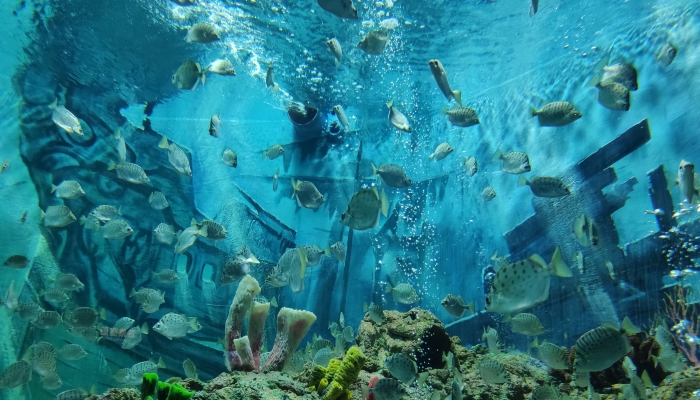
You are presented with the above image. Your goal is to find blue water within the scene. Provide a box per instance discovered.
[1,0,700,398]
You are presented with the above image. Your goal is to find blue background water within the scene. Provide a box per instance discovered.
[1,0,700,398]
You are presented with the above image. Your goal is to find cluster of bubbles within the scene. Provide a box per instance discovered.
[662,226,700,270]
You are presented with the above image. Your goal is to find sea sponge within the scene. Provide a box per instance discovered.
[166,383,194,400]
[156,381,171,400]
[224,275,261,371]
[309,365,327,389]
[141,372,158,400]
[325,358,342,382]
[234,336,255,371]
[321,347,366,400]
[263,307,317,371]
[248,300,271,371]
[323,381,345,400]
[317,377,329,394]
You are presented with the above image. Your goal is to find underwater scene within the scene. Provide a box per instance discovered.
[2,0,700,399]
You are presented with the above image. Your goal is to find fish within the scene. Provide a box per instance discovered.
[90,205,121,221]
[206,59,235,76]
[41,205,77,227]
[329,322,342,339]
[327,38,343,66]
[384,353,428,385]
[55,388,95,400]
[0,360,32,388]
[657,43,678,67]
[441,294,475,318]
[126,358,166,380]
[492,149,531,174]
[451,380,462,400]
[63,307,105,328]
[292,179,326,210]
[185,22,220,43]
[485,247,572,314]
[113,368,131,383]
[678,160,697,204]
[53,273,85,291]
[595,81,630,111]
[363,302,385,324]
[14,302,44,320]
[266,65,279,91]
[152,269,180,284]
[222,149,238,167]
[441,106,478,127]
[159,136,192,177]
[481,186,497,202]
[573,317,640,374]
[529,0,539,16]
[534,340,569,369]
[340,188,389,230]
[481,327,504,355]
[606,260,616,281]
[148,191,169,210]
[154,223,178,245]
[479,358,509,383]
[505,313,545,336]
[518,175,571,198]
[172,60,206,90]
[645,208,665,216]
[386,283,419,304]
[20,210,27,223]
[51,180,85,199]
[3,255,29,269]
[183,358,198,380]
[0,159,8,174]
[429,142,454,161]
[304,245,331,267]
[42,288,69,304]
[331,241,346,262]
[263,144,285,160]
[265,264,290,287]
[2,280,18,311]
[115,129,127,162]
[273,247,308,294]
[273,167,279,191]
[220,256,251,286]
[530,102,582,127]
[23,342,56,377]
[332,105,351,131]
[153,312,201,340]
[284,352,306,373]
[429,60,462,105]
[339,312,345,328]
[51,102,83,136]
[57,344,87,361]
[237,245,260,264]
[313,348,335,367]
[41,371,62,390]
[101,219,134,239]
[651,349,686,373]
[574,251,585,274]
[531,385,560,400]
[316,0,358,20]
[122,323,149,350]
[174,220,208,254]
[141,290,166,314]
[371,163,412,188]
[573,213,599,247]
[197,219,227,241]
[386,99,411,133]
[207,114,222,139]
[588,57,638,91]
[114,317,135,330]
[359,29,389,54]
[79,214,101,232]
[108,160,150,184]
[343,326,355,343]
[130,288,162,304]
[463,157,478,177]
[369,378,409,400]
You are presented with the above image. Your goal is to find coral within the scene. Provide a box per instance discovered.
[157,382,171,400]
[662,285,700,366]
[314,346,366,400]
[87,388,140,400]
[325,359,342,383]
[650,367,700,400]
[308,365,327,389]
[234,336,255,371]
[196,371,317,399]
[166,383,194,400]
[263,307,317,371]
[225,275,262,371]
[141,373,159,400]
[248,301,271,371]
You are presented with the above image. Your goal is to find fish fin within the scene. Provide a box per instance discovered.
[371,162,379,176]
[428,152,435,160]
[502,313,512,322]
[385,283,393,293]
[641,370,654,388]
[275,167,279,176]
[190,218,198,227]
[530,336,539,348]
[117,206,122,215]
[467,301,475,315]
[334,58,340,67]
[417,371,429,386]
[291,178,297,199]
[517,174,528,187]
[386,98,394,109]
[199,225,208,238]
[188,317,199,332]
[440,106,449,116]
[529,2,536,16]
[651,354,659,367]
[79,215,86,225]
[573,214,585,239]
[129,288,136,297]
[114,129,121,139]
[148,192,154,203]
[200,69,206,86]
[491,148,503,162]
[262,150,267,160]
[158,136,169,149]
[529,106,538,118]
[191,78,200,91]
[549,247,573,277]
[51,184,57,193]
[99,308,106,320]
[248,254,260,264]
[108,160,116,171]
[157,357,166,369]
[270,297,278,307]
[141,323,149,334]
[363,302,368,312]
[297,247,308,278]
[323,245,332,257]
[48,99,57,110]
[586,72,601,88]
[621,316,641,335]
[594,55,610,72]
[380,189,389,217]
[452,90,462,106]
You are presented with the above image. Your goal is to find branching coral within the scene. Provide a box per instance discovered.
[661,285,700,366]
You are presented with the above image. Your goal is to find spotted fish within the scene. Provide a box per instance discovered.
[441,294,475,318]
[363,302,385,324]
[479,358,508,383]
[386,283,419,304]
[534,340,569,370]
[505,313,545,336]
[159,137,192,177]
[386,99,411,133]
[492,149,531,174]
[573,317,640,374]
[108,160,150,184]
[441,106,478,127]
[371,163,412,188]
[429,59,462,105]
[340,188,389,230]
[518,175,571,198]
[384,353,428,385]
[42,205,77,227]
[530,101,582,127]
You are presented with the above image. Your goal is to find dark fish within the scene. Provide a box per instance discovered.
[316,0,358,20]
[358,30,389,54]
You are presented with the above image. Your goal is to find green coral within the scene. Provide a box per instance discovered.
[322,346,366,400]
[317,377,329,394]
[309,365,327,389]
[141,373,159,400]
[166,383,194,400]
[325,359,342,382]
[157,382,171,400]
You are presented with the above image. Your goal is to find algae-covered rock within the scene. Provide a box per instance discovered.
[87,388,140,400]
[650,367,700,400]
[193,371,318,400]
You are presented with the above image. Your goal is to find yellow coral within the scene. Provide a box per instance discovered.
[317,378,329,395]
[308,365,327,389]
[322,347,366,400]
[325,358,342,382]
[322,380,344,400]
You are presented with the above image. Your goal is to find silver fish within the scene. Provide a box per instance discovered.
[371,163,412,188]
[206,59,235,76]
[535,341,569,370]
[340,188,389,230]
[152,269,180,285]
[481,186,496,202]
[369,378,408,400]
[657,43,677,67]
[149,191,169,210]
[573,317,640,374]
[386,99,411,132]
[358,30,389,54]
[530,102,582,127]
[154,223,178,245]
[172,61,206,90]
[42,205,76,227]
[463,156,478,177]
[51,103,83,136]
[333,105,351,131]
[386,283,419,304]
[263,144,285,160]
[57,344,87,361]
[108,160,150,184]
[185,22,220,43]
[79,214,102,231]
[441,294,475,318]
[90,205,121,221]
[330,241,346,262]
[316,0,358,20]
[130,288,162,304]
[292,179,325,210]
[479,358,508,383]
[506,313,545,336]
[101,219,134,239]
[51,180,85,199]
[518,175,571,198]
[159,137,192,177]
[183,358,198,380]
[273,167,279,191]
[153,312,201,340]
[441,106,478,127]
[327,38,343,65]
[141,291,165,314]
[122,324,149,350]
[429,142,453,161]
[266,65,279,91]
[678,160,697,203]
[53,273,84,291]
[114,317,135,330]
[222,149,238,167]
[573,213,599,247]
[429,59,462,105]
[492,149,531,174]
[384,353,427,385]
[209,114,222,138]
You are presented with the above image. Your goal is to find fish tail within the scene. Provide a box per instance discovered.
[517,174,528,187]
[440,106,449,116]
[270,297,278,307]
[429,153,435,160]
[385,283,393,293]
[114,129,121,139]
[386,98,394,109]
[51,184,57,193]
[529,106,538,118]
[586,72,601,88]
[108,160,116,171]
[467,301,475,315]
[502,313,512,322]
[248,253,260,264]
[371,162,379,176]
[79,215,87,225]
[363,302,368,312]
[141,322,149,334]
[380,189,389,217]
[158,136,169,149]
[452,90,462,106]
[157,357,166,369]
[529,336,539,349]
[491,148,503,162]
[297,247,308,278]
[549,247,573,277]
[148,192,154,203]
[334,58,340,67]
[262,150,267,160]
[99,308,106,320]
[621,316,641,335]
[323,245,332,257]
[275,167,279,176]
[199,225,208,238]
[417,371,429,386]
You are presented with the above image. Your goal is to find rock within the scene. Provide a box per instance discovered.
[87,388,139,400]
[650,367,700,400]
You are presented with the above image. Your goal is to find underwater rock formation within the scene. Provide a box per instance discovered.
[649,367,700,400]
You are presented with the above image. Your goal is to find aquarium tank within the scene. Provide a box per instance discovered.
[2,0,700,399]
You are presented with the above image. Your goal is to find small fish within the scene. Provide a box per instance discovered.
[222,149,238,167]
[57,344,87,361]
[90,205,121,222]
[152,269,180,285]
[363,302,385,324]
[14,302,44,320]
[657,43,678,67]
[331,241,346,262]
[358,30,389,54]
[343,326,354,343]
[384,353,428,385]
[41,371,62,390]
[159,136,192,177]
[441,105,478,127]
[220,256,250,286]
[485,247,572,314]
[265,264,289,287]
[0,158,9,174]
[51,102,83,136]
[284,352,306,373]
[463,156,478,177]
[263,144,285,160]
[183,358,198,380]
[371,163,412,188]
[127,358,166,379]
[266,65,279,91]
[332,105,352,131]
[108,160,150,184]
[531,385,560,400]
[122,323,149,350]
[273,167,279,191]
[141,290,166,314]
[327,38,343,66]
[113,368,131,383]
[313,347,335,367]
[43,288,69,304]
[386,99,411,133]
[206,59,235,75]
[429,60,462,105]
[530,102,582,127]
[115,129,127,162]
[237,245,260,264]
[340,188,389,230]
[0,360,32,389]
[41,205,77,227]
[154,223,178,245]
[479,358,509,383]
[101,219,134,239]
[481,186,496,202]
[645,208,665,216]
[304,245,331,267]
[63,307,105,328]
[386,283,419,304]
[3,255,29,269]
[31,311,62,329]
[51,180,85,199]
[529,0,539,16]
[153,312,201,339]
[197,219,226,241]
[606,260,616,281]
[589,58,638,91]
[185,22,220,43]
[339,312,345,329]
[206,114,222,139]
[492,149,531,174]
[574,251,585,274]
[114,317,135,331]
[573,214,599,247]
[429,142,454,161]
[172,61,206,91]
[130,288,162,304]
[573,317,640,374]
[534,340,569,369]
[3,280,18,311]
[174,221,208,254]
[149,191,169,210]
[53,273,85,291]
[518,175,571,198]
[20,210,27,223]
[316,0,358,20]
[595,81,630,111]
[505,313,545,336]
[292,179,326,210]
[369,378,409,400]
[678,160,697,204]
[441,294,475,318]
